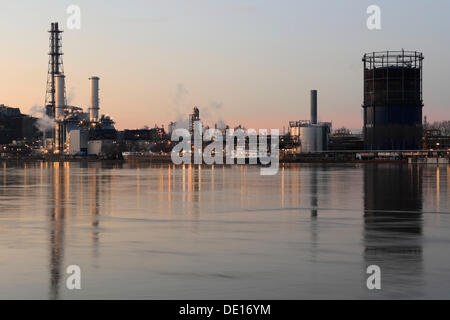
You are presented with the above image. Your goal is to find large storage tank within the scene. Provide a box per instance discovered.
[300,126,323,153]
[362,51,424,150]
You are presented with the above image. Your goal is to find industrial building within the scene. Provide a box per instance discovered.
[168,107,203,137]
[423,129,450,150]
[42,22,117,157]
[362,50,424,150]
[328,128,364,151]
[288,90,331,153]
[190,107,200,136]
[0,104,39,145]
[119,127,170,154]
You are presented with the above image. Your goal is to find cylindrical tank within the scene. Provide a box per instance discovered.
[89,76,100,122]
[310,90,317,125]
[362,51,424,150]
[300,125,323,153]
[55,74,65,119]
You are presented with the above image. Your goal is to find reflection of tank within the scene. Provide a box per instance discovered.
[362,51,424,150]
[363,164,423,296]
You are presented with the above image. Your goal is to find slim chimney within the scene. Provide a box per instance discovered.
[89,76,100,122]
[55,74,66,153]
[55,74,65,119]
[310,90,317,125]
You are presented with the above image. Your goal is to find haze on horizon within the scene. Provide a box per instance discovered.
[0,0,449,131]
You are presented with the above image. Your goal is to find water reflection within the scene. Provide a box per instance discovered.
[1,161,448,299]
[47,162,107,299]
[310,166,318,217]
[89,167,100,259]
[363,164,423,296]
[48,163,66,300]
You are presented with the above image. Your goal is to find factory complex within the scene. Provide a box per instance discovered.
[1,22,449,163]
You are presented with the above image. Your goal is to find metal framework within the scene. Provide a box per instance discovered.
[362,50,424,69]
[45,22,65,117]
[363,50,424,105]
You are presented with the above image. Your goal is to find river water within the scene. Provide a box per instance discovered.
[0,161,448,299]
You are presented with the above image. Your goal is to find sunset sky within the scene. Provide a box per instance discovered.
[0,0,449,131]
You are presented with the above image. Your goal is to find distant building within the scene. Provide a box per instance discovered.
[329,129,364,151]
[119,127,170,154]
[122,128,166,142]
[0,104,39,145]
[68,129,89,155]
[288,90,331,153]
[423,129,450,150]
[0,104,21,117]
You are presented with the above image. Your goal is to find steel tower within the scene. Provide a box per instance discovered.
[45,22,65,118]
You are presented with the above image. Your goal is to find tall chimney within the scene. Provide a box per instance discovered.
[89,76,100,122]
[310,90,317,125]
[55,74,65,119]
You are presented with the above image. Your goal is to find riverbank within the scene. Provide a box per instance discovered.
[1,151,448,164]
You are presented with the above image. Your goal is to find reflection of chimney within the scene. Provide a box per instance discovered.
[89,76,100,122]
[311,90,317,125]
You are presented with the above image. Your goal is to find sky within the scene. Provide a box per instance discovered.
[0,0,449,131]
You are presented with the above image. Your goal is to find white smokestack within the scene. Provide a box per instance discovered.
[89,76,100,122]
[55,74,65,119]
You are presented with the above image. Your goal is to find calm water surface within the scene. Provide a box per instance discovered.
[0,161,449,299]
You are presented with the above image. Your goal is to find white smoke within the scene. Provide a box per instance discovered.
[173,83,188,105]
[29,105,44,116]
[215,119,227,130]
[36,115,56,132]
[174,116,190,130]
[67,87,76,105]
[169,83,228,130]
[29,105,55,132]
[210,101,223,110]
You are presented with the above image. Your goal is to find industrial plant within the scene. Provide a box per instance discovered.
[42,22,117,157]
[287,90,332,154]
[0,22,449,163]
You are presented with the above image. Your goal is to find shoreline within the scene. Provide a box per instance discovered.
[0,156,422,165]
[1,152,448,165]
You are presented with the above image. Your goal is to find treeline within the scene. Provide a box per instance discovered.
[424,120,450,135]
